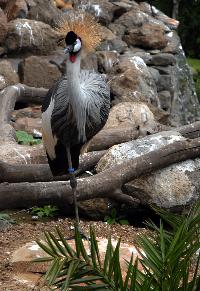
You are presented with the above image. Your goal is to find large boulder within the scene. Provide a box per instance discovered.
[110,55,158,106]
[20,55,61,88]
[6,19,59,55]
[97,131,200,210]
[123,22,168,50]
[104,102,157,136]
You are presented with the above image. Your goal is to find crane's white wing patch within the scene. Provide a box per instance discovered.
[42,98,57,159]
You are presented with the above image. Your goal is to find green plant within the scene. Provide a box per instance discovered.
[0,213,15,224]
[104,208,129,225]
[16,130,41,145]
[187,57,200,99]
[31,205,59,218]
[35,200,200,290]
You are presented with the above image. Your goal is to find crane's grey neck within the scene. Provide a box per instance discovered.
[66,53,87,142]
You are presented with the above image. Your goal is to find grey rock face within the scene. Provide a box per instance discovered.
[97,132,200,209]
[6,19,59,54]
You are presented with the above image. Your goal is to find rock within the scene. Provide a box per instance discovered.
[169,48,200,125]
[0,8,7,45]
[123,23,168,50]
[0,46,6,56]
[99,37,127,53]
[20,55,61,88]
[156,75,172,92]
[158,90,172,112]
[116,7,147,28]
[104,102,158,136]
[12,106,42,120]
[81,53,98,71]
[6,19,59,55]
[162,31,181,53]
[13,117,42,134]
[96,51,119,73]
[75,0,116,26]
[108,23,126,37]
[112,1,134,19]
[148,67,160,84]
[28,0,61,27]
[11,239,142,287]
[110,55,158,106]
[5,0,28,20]
[0,60,19,90]
[97,131,200,210]
[0,142,46,164]
[146,53,176,66]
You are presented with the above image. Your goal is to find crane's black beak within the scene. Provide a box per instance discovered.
[64,45,74,54]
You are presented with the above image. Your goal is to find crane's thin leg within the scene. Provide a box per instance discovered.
[66,147,89,241]
[66,147,80,227]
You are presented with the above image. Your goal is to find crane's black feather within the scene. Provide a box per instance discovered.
[42,71,110,176]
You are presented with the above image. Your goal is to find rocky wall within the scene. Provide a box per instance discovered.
[0,0,199,130]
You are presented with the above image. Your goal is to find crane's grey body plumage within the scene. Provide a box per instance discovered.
[42,60,110,175]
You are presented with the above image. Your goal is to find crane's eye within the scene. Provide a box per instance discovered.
[73,38,82,53]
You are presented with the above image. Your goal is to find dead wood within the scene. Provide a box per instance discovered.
[0,84,47,141]
[0,150,106,183]
[85,126,140,151]
[1,137,200,210]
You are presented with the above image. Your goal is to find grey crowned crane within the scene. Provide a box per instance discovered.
[41,12,110,232]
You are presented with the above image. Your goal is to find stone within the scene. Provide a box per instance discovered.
[108,23,126,37]
[158,90,172,112]
[11,239,142,287]
[20,55,61,88]
[0,8,7,45]
[6,19,59,55]
[5,0,28,20]
[116,7,147,28]
[13,117,42,134]
[109,55,158,106]
[0,46,6,56]
[96,51,119,73]
[0,60,19,90]
[123,23,168,50]
[162,31,181,54]
[0,141,46,164]
[75,0,116,26]
[99,38,127,53]
[148,67,160,84]
[81,52,98,71]
[146,53,176,66]
[97,131,200,210]
[28,0,61,27]
[169,47,200,125]
[104,102,157,136]
[12,106,42,120]
[156,75,172,92]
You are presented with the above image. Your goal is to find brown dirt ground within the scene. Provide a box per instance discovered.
[0,217,147,291]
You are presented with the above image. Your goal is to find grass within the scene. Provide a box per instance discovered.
[187,57,200,99]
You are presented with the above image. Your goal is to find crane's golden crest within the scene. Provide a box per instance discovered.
[56,11,102,53]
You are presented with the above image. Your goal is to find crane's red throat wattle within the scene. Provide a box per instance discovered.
[70,54,76,63]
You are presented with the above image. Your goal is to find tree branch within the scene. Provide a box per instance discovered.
[1,137,200,210]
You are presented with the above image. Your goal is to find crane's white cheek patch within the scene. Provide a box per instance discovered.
[42,99,57,160]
